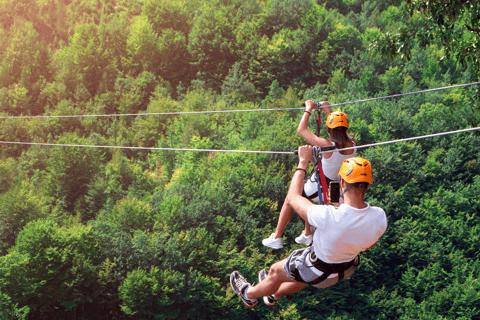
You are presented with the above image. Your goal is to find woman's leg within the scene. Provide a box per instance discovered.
[303,219,312,236]
[272,201,294,239]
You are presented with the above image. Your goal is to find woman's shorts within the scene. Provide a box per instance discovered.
[302,174,333,203]
[302,176,320,202]
[283,247,356,289]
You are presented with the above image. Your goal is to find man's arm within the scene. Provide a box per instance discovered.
[365,241,378,251]
[286,145,315,222]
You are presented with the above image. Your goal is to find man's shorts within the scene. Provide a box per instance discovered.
[283,246,356,289]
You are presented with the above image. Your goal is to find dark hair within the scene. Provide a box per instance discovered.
[345,181,370,192]
[354,182,369,190]
[327,127,350,146]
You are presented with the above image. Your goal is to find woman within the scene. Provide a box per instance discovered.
[262,100,357,249]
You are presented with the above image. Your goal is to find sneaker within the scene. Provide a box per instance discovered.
[258,269,277,307]
[262,233,283,249]
[230,271,258,308]
[295,232,313,246]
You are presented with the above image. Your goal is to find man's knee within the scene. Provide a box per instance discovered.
[269,260,288,280]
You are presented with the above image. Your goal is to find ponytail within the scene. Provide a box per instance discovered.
[327,127,350,146]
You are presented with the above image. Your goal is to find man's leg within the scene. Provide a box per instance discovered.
[274,281,307,298]
[246,258,299,300]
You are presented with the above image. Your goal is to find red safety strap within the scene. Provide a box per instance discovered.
[314,104,329,204]
[317,160,329,204]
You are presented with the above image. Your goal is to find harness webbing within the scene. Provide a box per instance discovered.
[316,160,329,204]
[308,254,360,285]
[314,104,329,204]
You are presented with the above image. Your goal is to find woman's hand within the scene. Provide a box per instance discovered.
[319,101,332,114]
[305,100,315,113]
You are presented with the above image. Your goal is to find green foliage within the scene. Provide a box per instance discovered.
[372,0,480,77]
[44,133,104,213]
[1,0,480,318]
[100,197,155,233]
[0,219,106,318]
[125,15,160,77]
[221,62,260,103]
[0,289,30,320]
[0,19,52,116]
[187,0,241,91]
[120,265,222,319]
[0,181,48,255]
[265,0,316,33]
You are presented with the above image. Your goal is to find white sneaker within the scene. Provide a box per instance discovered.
[262,233,283,249]
[295,232,312,246]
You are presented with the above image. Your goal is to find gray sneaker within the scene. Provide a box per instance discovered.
[258,269,277,307]
[230,271,258,308]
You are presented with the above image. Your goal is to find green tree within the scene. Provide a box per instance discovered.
[44,133,104,213]
[100,197,155,233]
[142,0,191,36]
[187,0,240,91]
[53,22,119,102]
[264,0,315,34]
[125,15,160,76]
[221,62,259,103]
[0,219,105,319]
[0,181,49,255]
[373,0,480,76]
[0,19,52,115]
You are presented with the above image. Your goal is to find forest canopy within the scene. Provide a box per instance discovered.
[1,0,480,319]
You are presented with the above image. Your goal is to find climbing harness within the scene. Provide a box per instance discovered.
[311,145,334,204]
[307,250,360,285]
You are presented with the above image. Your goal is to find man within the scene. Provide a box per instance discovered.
[230,145,387,308]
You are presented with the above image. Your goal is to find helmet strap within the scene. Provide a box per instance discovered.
[340,178,353,199]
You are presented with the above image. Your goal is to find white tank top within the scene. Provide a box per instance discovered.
[321,140,357,180]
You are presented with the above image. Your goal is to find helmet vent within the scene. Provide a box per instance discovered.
[346,169,353,176]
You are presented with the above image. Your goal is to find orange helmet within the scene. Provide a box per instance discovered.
[326,112,349,128]
[339,157,373,184]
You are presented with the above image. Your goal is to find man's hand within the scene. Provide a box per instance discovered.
[297,145,312,169]
[327,193,340,207]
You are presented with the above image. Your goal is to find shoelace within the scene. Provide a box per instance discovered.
[234,275,248,293]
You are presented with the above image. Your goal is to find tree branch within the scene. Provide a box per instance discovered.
[466,25,480,33]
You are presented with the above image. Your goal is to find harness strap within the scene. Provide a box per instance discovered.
[307,252,360,286]
[316,161,329,205]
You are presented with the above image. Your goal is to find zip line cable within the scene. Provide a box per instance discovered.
[0,140,293,154]
[321,81,480,109]
[316,127,480,155]
[1,127,479,154]
[1,82,479,120]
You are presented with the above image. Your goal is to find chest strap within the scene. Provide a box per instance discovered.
[307,252,360,286]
